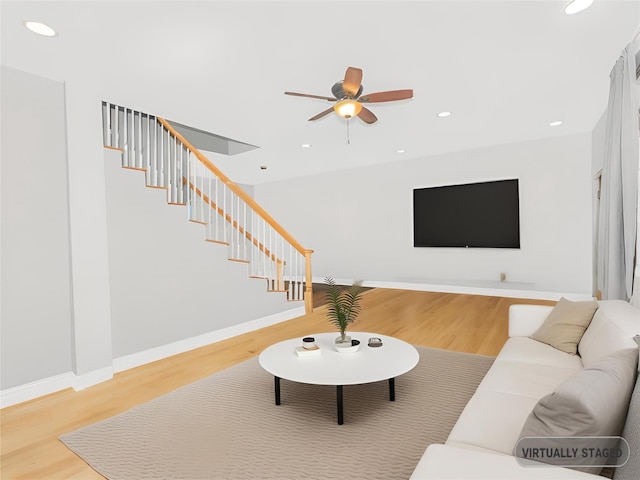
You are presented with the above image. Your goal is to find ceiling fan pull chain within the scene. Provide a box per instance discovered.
[346,118,351,145]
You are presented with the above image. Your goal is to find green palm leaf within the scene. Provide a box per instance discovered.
[324,277,364,334]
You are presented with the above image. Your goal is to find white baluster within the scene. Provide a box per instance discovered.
[197,157,201,219]
[222,184,227,244]
[126,109,132,166]
[135,111,141,169]
[153,119,160,187]
[236,194,240,259]
[101,102,108,146]
[181,141,186,205]
[142,114,149,177]
[185,149,191,219]
[122,108,127,165]
[150,117,156,183]
[158,119,164,186]
[249,210,255,276]
[196,160,201,221]
[131,109,136,167]
[198,161,204,221]
[173,135,179,204]
[207,171,212,237]
[243,201,247,261]
[199,158,203,218]
[262,218,268,280]
[167,132,172,201]
[213,177,219,241]
[190,157,196,217]
[189,150,195,220]
[164,127,170,187]
[113,105,119,150]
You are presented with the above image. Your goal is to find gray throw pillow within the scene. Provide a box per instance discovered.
[613,373,640,479]
[530,297,599,355]
[518,348,639,473]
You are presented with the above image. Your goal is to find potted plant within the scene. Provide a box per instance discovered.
[324,276,364,344]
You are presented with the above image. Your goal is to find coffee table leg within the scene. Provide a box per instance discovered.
[337,385,344,425]
[389,378,395,401]
[274,376,281,405]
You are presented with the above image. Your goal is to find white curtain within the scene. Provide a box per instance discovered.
[597,37,640,301]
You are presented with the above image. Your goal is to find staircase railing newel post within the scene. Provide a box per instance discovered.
[304,249,314,314]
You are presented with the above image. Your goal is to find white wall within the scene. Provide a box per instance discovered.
[0,66,73,389]
[104,150,295,358]
[255,133,594,297]
[0,66,303,402]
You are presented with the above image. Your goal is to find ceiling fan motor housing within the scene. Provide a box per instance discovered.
[331,81,363,100]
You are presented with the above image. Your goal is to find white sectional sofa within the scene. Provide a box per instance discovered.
[410,299,640,479]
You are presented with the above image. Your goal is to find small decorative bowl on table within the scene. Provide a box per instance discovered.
[335,338,361,353]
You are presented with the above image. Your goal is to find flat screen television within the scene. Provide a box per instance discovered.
[413,179,520,248]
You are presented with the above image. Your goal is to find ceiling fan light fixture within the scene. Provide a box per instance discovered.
[334,99,363,119]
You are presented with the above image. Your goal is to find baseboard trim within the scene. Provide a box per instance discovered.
[0,366,114,409]
[1,307,305,408]
[73,366,114,391]
[0,372,75,409]
[312,277,592,301]
[113,306,305,373]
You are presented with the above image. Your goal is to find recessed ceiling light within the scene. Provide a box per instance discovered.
[260,165,267,170]
[396,149,406,154]
[549,121,564,127]
[23,20,57,37]
[564,0,594,15]
[301,143,312,148]
[437,111,452,118]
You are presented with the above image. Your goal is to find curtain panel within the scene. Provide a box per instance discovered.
[597,38,639,301]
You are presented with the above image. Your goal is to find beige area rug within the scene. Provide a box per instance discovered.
[60,346,494,480]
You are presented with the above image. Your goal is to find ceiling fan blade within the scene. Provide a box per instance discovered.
[285,91,336,102]
[358,89,414,103]
[357,106,378,124]
[342,67,363,97]
[308,107,335,121]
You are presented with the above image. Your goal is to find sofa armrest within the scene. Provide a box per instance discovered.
[410,444,603,479]
[508,304,554,338]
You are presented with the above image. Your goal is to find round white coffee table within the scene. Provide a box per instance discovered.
[259,332,419,424]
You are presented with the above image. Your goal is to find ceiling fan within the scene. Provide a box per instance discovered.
[285,66,413,124]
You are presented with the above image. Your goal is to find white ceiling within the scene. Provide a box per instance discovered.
[1,1,638,185]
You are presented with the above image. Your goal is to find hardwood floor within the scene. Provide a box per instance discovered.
[0,288,554,479]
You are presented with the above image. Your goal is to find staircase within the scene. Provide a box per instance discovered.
[101,102,313,314]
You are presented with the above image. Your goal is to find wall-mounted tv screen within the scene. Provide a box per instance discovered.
[413,179,520,248]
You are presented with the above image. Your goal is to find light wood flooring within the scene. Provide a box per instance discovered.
[1,288,554,479]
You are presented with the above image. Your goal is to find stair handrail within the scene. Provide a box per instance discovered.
[156,117,314,313]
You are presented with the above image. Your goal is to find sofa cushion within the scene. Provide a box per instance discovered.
[446,390,541,455]
[477,359,579,399]
[578,300,640,368]
[529,297,598,355]
[519,348,638,472]
[497,337,584,370]
[411,444,605,479]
